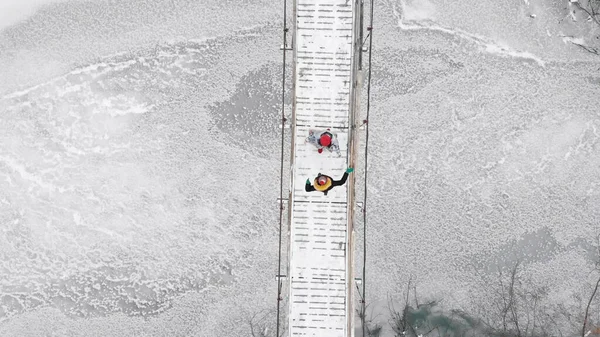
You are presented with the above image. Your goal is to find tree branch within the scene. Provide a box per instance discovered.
[509,262,522,337]
[582,275,600,337]
[574,0,600,27]
[571,41,600,55]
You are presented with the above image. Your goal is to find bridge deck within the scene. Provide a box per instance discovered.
[288,0,357,336]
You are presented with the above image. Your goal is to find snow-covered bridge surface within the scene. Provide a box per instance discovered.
[287,0,359,336]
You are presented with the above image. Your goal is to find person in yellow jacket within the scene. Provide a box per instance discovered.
[305,168,354,195]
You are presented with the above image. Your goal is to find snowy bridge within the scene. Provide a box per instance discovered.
[284,0,364,336]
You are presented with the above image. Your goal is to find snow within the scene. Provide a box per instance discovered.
[0,0,70,30]
[561,35,587,46]
[390,1,546,67]
[0,0,599,336]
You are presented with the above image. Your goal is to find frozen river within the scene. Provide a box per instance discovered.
[1,0,599,336]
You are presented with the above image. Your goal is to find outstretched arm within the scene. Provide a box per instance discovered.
[305,179,316,192]
[331,172,349,187]
[330,168,353,187]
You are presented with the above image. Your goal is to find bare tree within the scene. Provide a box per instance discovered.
[249,305,286,337]
[582,234,600,337]
[388,277,415,336]
[497,261,523,336]
[356,284,383,337]
[380,248,600,337]
[568,0,600,55]
[387,278,454,337]
[582,276,600,337]
[249,310,273,337]
[357,304,383,337]
[465,261,564,337]
[573,0,600,27]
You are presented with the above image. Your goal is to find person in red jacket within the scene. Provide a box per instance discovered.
[305,168,354,195]
[305,129,342,156]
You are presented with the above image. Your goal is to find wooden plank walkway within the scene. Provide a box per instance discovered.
[287,0,359,336]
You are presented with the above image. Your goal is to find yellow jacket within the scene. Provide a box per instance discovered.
[312,176,332,191]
